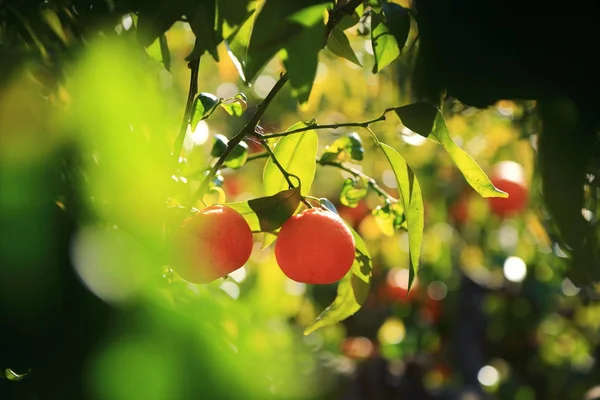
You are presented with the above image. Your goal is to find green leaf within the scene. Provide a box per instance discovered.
[210,134,249,169]
[304,225,371,335]
[340,177,368,208]
[263,122,318,196]
[244,1,329,84]
[381,2,410,52]
[280,21,325,104]
[319,132,364,163]
[379,143,423,290]
[210,134,229,157]
[136,0,194,47]
[372,202,405,236]
[224,141,248,169]
[337,13,360,31]
[319,198,339,214]
[261,230,279,249]
[394,102,438,137]
[371,11,399,73]
[326,27,362,66]
[431,113,508,198]
[191,92,221,127]
[220,98,247,116]
[225,2,259,82]
[187,0,221,61]
[226,188,302,232]
[217,0,253,39]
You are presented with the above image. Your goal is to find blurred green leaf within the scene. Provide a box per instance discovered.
[326,27,362,66]
[320,132,364,163]
[337,13,360,31]
[136,0,194,47]
[371,11,399,73]
[220,98,247,117]
[395,102,438,137]
[225,2,259,82]
[218,0,253,39]
[381,2,410,52]
[263,122,318,196]
[372,202,405,236]
[431,113,508,198]
[340,177,368,207]
[261,230,279,249]
[379,143,423,290]
[191,92,221,127]
[226,188,301,232]
[245,1,329,84]
[319,198,339,214]
[304,225,371,335]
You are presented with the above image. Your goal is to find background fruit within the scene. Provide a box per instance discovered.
[275,207,356,284]
[487,161,528,217]
[171,205,253,284]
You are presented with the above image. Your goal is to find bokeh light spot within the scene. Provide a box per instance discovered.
[477,365,500,387]
[503,256,527,283]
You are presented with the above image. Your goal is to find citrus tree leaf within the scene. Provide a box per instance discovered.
[304,225,371,335]
[245,1,329,84]
[319,132,364,163]
[261,231,279,249]
[431,113,508,198]
[210,134,249,169]
[226,187,301,232]
[263,122,318,196]
[336,13,360,31]
[220,98,246,116]
[340,177,368,207]
[381,2,410,52]
[394,102,438,137]
[191,92,221,127]
[280,19,325,104]
[371,11,399,73]
[187,0,222,62]
[379,143,423,290]
[372,202,405,236]
[224,1,258,82]
[217,0,253,39]
[326,27,362,66]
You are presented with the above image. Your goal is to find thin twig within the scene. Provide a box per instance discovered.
[188,74,289,207]
[319,160,398,203]
[261,108,396,139]
[173,59,200,167]
[260,139,295,190]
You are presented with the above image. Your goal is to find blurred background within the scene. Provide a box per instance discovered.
[1,2,599,400]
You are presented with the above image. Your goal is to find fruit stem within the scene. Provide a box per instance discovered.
[172,58,200,168]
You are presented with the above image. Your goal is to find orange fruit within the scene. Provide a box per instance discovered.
[170,205,253,284]
[275,208,356,284]
[487,161,528,217]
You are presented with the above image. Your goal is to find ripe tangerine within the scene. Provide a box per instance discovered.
[171,205,253,284]
[487,161,528,217]
[275,207,356,284]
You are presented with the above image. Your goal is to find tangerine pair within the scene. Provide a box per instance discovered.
[171,205,356,285]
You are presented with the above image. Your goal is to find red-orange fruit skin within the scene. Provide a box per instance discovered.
[275,208,356,284]
[172,205,253,284]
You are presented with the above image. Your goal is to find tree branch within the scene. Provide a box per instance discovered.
[260,108,397,139]
[188,73,289,207]
[319,159,398,203]
[173,59,200,167]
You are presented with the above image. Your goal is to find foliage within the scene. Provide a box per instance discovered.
[1,0,599,399]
